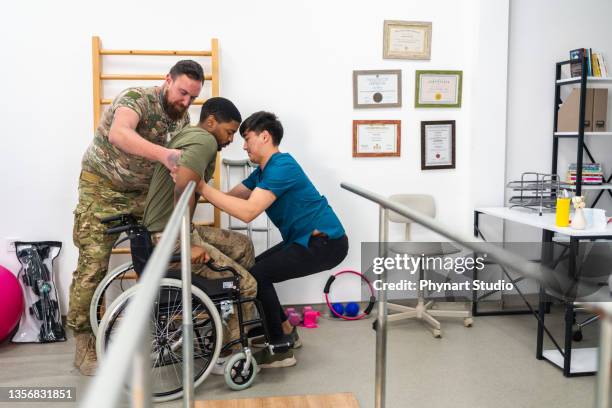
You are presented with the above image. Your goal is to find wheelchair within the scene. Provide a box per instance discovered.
[93,213,291,402]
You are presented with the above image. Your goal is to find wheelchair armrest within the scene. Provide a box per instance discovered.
[205,260,241,280]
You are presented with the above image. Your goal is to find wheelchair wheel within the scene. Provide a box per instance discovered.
[224,352,258,391]
[96,278,223,402]
[90,261,136,336]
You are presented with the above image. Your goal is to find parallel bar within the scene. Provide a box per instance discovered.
[181,211,195,408]
[340,182,606,302]
[101,74,213,81]
[81,182,196,408]
[131,326,152,408]
[101,49,212,56]
[374,207,388,408]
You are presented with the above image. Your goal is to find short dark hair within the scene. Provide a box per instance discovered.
[199,97,242,124]
[169,60,204,83]
[239,111,284,145]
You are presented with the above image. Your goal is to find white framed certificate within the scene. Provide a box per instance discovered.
[415,70,463,108]
[353,120,401,157]
[353,70,402,109]
[383,20,432,60]
[421,120,455,169]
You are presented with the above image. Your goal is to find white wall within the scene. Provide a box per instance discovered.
[0,0,510,312]
[506,0,612,242]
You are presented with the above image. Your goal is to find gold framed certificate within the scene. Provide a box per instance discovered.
[353,70,402,109]
[421,120,455,170]
[353,120,401,157]
[383,20,432,60]
[415,70,463,108]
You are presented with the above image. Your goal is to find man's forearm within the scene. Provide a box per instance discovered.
[203,186,258,223]
[109,125,167,163]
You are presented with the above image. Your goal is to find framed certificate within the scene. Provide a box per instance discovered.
[353,120,401,157]
[421,120,455,170]
[415,70,463,108]
[383,20,432,60]
[353,70,402,109]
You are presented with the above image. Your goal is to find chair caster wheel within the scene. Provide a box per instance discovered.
[433,329,441,338]
[572,330,583,342]
[464,318,473,327]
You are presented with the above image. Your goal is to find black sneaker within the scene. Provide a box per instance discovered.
[253,347,296,369]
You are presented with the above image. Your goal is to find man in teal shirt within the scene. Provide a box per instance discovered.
[197,111,348,368]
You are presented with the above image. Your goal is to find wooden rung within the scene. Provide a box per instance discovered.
[101,98,207,105]
[100,49,212,56]
[100,74,213,81]
[193,220,215,227]
[198,197,210,204]
[111,248,131,255]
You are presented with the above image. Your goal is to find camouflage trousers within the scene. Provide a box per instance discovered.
[68,172,146,334]
[156,225,257,350]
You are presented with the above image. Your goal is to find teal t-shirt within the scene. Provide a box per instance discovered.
[242,152,345,247]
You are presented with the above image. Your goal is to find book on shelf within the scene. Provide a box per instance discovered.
[568,48,608,78]
[566,163,604,184]
[570,48,584,77]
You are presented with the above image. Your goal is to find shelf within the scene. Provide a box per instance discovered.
[556,76,612,85]
[554,131,612,137]
[565,183,612,190]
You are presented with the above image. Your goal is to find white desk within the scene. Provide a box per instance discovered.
[474,206,611,377]
[476,206,612,237]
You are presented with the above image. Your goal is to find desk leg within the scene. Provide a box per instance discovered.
[563,303,574,376]
[472,211,480,317]
[537,284,545,360]
[562,238,579,376]
[537,230,554,360]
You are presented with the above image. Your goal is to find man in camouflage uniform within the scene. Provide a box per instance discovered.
[142,97,257,370]
[68,60,204,375]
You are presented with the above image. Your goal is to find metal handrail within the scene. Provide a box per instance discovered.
[340,181,611,408]
[81,181,196,408]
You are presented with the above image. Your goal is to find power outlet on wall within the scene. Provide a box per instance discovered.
[6,237,20,253]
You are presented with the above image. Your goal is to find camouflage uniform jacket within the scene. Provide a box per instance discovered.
[81,86,190,192]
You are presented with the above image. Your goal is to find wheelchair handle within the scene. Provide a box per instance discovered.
[105,225,132,235]
[101,213,137,225]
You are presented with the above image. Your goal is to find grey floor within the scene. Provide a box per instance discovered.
[0,304,599,408]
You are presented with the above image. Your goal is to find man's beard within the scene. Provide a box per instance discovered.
[163,92,187,120]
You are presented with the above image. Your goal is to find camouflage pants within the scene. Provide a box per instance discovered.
[159,226,257,350]
[67,173,146,334]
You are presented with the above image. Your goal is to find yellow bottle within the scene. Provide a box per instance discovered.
[555,197,571,227]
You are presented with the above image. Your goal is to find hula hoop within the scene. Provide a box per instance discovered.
[323,269,376,321]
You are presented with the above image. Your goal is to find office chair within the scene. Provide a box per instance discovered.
[386,194,473,338]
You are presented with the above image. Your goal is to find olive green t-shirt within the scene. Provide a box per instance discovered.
[142,126,218,233]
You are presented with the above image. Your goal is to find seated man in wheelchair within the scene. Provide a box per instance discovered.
[141,97,258,374]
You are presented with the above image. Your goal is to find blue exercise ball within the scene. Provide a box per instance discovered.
[345,302,360,317]
[331,303,345,317]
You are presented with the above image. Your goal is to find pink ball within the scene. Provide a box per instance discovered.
[0,265,24,343]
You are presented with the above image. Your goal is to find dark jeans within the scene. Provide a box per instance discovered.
[251,234,349,340]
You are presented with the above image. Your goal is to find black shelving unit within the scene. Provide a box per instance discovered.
[540,56,612,377]
[552,56,612,206]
